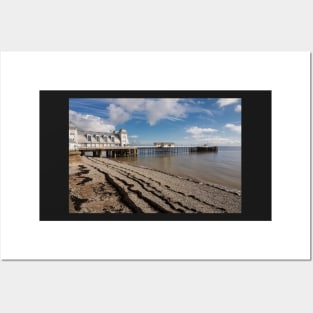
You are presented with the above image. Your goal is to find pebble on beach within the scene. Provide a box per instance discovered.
[69,156,241,214]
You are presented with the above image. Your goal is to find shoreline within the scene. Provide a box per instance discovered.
[69,156,241,214]
[114,159,241,196]
[115,150,241,191]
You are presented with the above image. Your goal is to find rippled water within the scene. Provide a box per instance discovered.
[117,146,241,190]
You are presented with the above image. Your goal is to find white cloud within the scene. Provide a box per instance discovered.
[217,98,241,107]
[70,98,188,133]
[69,110,115,132]
[145,98,186,125]
[199,136,241,146]
[108,103,130,125]
[186,126,218,137]
[225,123,241,133]
[235,104,241,112]
[183,126,240,146]
[104,98,187,126]
[128,135,139,138]
[107,98,146,112]
[185,126,240,145]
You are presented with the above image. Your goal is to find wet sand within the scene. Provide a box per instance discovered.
[69,156,241,214]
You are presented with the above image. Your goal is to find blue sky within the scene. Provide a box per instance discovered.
[69,98,241,146]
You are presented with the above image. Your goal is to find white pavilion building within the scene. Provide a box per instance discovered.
[69,122,129,150]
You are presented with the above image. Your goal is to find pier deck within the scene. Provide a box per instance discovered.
[75,146,218,158]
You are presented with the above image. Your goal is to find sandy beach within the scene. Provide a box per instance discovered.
[69,156,241,214]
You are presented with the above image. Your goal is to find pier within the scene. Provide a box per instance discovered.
[79,147,138,158]
[136,145,217,156]
[76,145,218,158]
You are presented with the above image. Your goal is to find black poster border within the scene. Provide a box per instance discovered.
[40,90,271,221]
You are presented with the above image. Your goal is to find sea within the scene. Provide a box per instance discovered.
[117,146,241,190]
